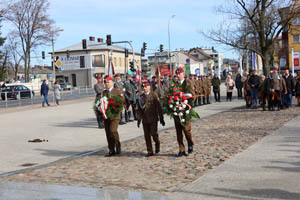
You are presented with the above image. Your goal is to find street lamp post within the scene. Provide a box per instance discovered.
[168,14,176,75]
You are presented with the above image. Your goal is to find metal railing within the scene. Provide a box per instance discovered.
[0,86,96,108]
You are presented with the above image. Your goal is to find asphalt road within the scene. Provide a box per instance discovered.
[0,88,96,108]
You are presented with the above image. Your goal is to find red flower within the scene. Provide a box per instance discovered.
[173,88,176,91]
[107,106,110,109]
[117,103,120,106]
[113,107,117,110]
[179,87,182,90]
[173,92,176,96]
[168,100,171,104]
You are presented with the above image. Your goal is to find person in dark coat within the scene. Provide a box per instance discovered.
[295,78,300,106]
[248,70,260,109]
[40,80,50,107]
[235,73,243,99]
[211,73,221,102]
[282,70,294,108]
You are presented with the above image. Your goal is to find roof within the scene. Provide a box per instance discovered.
[183,52,202,62]
[54,41,140,55]
[189,48,213,59]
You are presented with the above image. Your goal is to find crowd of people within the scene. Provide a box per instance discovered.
[93,67,300,157]
[93,72,219,129]
[241,68,300,111]
[93,69,219,157]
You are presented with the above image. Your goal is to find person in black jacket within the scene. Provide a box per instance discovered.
[248,70,260,109]
[40,80,50,107]
[283,70,294,108]
[295,78,300,106]
[235,73,243,99]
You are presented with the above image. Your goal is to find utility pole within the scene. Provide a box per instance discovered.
[51,38,55,86]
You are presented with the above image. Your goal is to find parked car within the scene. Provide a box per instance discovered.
[60,82,72,90]
[1,85,35,100]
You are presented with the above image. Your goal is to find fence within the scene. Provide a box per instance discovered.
[0,86,96,108]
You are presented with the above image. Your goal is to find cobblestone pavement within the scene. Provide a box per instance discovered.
[1,106,299,196]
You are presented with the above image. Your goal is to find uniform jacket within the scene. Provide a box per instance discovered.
[102,88,125,120]
[137,91,163,124]
[177,79,196,101]
[124,80,136,102]
[94,83,105,97]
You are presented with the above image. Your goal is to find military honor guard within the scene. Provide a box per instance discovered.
[137,81,165,157]
[94,74,105,128]
[173,68,196,157]
[102,76,125,156]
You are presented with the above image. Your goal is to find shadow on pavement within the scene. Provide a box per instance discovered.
[263,160,300,173]
[34,148,83,157]
[214,188,300,200]
[52,118,98,129]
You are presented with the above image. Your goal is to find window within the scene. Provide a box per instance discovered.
[80,56,85,68]
[293,34,300,43]
[293,17,300,25]
[114,57,117,66]
[92,55,105,67]
[119,58,122,67]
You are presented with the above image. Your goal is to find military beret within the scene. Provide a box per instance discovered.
[104,76,113,81]
[152,76,156,79]
[114,73,121,78]
[164,73,169,76]
[175,67,184,75]
[142,81,150,87]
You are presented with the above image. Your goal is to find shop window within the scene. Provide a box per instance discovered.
[92,55,105,67]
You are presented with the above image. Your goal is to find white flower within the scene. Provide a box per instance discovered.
[169,104,173,108]
[174,112,178,116]
[181,119,185,122]
[186,110,190,114]
[179,107,183,110]
[184,100,188,104]
[176,101,179,105]
[183,105,186,108]
[179,112,183,117]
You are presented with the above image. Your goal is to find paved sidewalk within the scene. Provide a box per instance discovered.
[170,115,300,200]
[0,181,168,200]
[0,85,242,175]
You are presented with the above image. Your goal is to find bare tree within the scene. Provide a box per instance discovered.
[3,0,62,82]
[201,0,300,75]
[5,35,23,80]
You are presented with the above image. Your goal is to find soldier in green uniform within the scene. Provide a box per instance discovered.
[174,68,195,157]
[137,81,165,157]
[94,74,105,128]
[103,76,125,157]
[206,75,212,104]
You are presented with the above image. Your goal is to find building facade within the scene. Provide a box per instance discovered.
[53,37,141,87]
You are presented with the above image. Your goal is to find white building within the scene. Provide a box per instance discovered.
[53,37,141,87]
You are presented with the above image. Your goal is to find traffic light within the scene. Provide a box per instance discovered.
[160,44,164,52]
[82,39,87,49]
[129,61,135,72]
[106,34,112,46]
[125,48,128,57]
[141,48,145,57]
[143,42,147,50]
[42,51,45,59]
[66,50,70,59]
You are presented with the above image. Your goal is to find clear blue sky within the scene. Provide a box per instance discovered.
[2,0,238,66]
